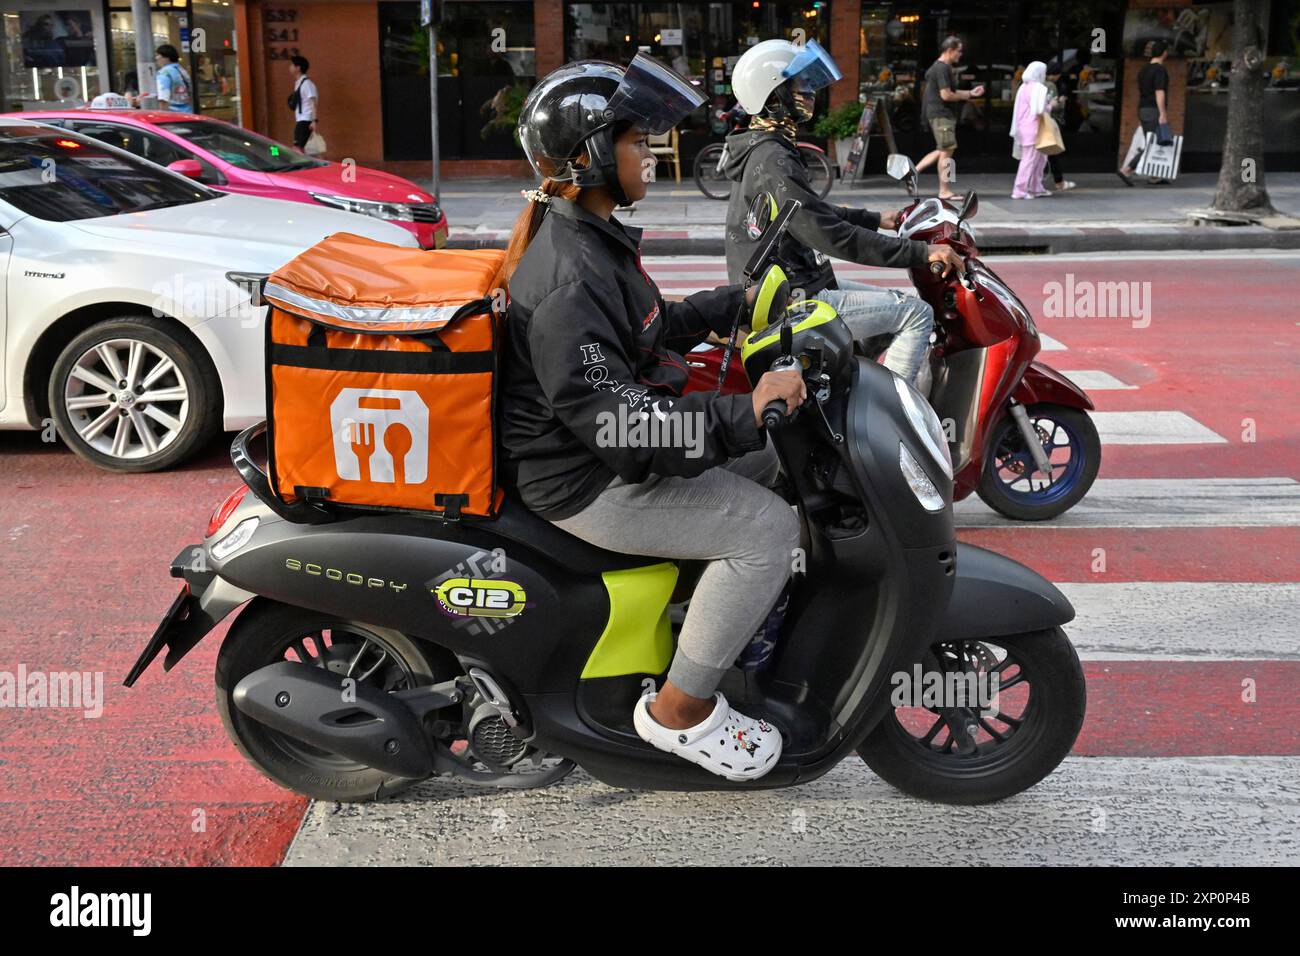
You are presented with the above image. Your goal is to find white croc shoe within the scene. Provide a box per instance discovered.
[633,691,783,782]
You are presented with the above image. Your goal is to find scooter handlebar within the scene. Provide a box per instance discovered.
[762,398,789,430]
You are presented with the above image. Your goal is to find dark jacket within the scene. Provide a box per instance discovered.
[723,130,928,295]
[500,197,763,520]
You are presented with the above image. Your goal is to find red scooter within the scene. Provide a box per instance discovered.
[686,158,1100,521]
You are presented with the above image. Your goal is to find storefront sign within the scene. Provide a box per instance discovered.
[265,8,300,61]
[660,29,682,46]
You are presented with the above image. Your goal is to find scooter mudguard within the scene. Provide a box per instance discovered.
[940,543,1075,642]
[1012,361,1095,411]
[123,545,256,686]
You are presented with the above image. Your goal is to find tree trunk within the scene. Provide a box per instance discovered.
[1212,0,1275,214]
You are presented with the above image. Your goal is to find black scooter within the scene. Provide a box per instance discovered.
[125,198,1086,804]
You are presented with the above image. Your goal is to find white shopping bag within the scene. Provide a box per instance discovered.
[304,132,327,157]
[1135,132,1183,181]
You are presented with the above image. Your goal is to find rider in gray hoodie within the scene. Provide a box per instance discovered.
[724,39,962,383]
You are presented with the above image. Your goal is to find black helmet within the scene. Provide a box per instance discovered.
[518,53,704,206]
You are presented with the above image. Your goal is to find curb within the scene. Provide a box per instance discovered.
[448,226,1300,256]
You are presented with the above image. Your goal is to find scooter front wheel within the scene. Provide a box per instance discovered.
[857,628,1086,804]
[976,404,1101,520]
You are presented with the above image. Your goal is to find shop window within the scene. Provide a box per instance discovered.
[379,0,535,162]
[566,2,830,170]
[3,3,107,108]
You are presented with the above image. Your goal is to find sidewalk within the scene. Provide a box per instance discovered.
[429,171,1300,255]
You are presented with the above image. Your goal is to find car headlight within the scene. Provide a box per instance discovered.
[899,444,945,512]
[210,516,259,560]
[309,193,414,222]
[893,375,953,479]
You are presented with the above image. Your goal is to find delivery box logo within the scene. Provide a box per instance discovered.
[330,388,430,485]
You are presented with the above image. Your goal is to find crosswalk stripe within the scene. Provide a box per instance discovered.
[282,756,1300,865]
[1057,370,1136,390]
[956,477,1300,528]
[1089,410,1226,444]
[1059,582,1300,660]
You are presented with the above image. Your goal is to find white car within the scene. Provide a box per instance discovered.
[0,118,419,472]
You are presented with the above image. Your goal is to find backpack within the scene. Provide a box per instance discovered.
[262,234,506,520]
[160,63,191,106]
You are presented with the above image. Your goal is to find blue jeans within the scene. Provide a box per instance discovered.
[814,278,934,383]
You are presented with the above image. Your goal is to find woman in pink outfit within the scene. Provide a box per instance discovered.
[1010,61,1051,199]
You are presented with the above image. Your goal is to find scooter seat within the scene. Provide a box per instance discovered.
[485,496,658,577]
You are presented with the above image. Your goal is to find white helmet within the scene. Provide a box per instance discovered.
[731,38,842,115]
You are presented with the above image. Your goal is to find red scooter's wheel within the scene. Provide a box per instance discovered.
[976,403,1101,521]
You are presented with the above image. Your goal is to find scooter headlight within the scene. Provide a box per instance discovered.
[893,376,953,480]
[210,516,259,560]
[899,444,945,512]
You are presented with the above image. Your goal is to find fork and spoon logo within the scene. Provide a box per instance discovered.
[330,388,430,484]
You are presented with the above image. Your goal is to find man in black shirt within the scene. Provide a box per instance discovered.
[915,36,985,200]
[1119,40,1171,184]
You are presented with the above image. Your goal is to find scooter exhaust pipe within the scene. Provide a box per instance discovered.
[232,661,435,778]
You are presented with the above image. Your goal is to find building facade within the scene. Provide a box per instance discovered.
[3,0,1298,178]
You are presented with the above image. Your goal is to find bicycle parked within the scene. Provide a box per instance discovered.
[693,104,833,201]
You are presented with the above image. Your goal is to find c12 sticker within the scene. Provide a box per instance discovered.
[434,578,527,619]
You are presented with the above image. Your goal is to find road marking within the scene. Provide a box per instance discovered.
[1089,410,1225,444]
[282,756,1300,866]
[1057,370,1136,390]
[1059,582,1300,660]
[957,477,1300,528]
[1039,333,1067,351]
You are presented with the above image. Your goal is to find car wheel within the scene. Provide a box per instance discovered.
[48,315,221,473]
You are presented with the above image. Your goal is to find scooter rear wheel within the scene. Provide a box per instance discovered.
[857,628,1086,804]
[215,598,447,802]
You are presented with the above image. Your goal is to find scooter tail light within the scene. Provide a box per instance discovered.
[207,485,250,538]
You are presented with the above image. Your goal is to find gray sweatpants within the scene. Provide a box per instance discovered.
[552,442,798,698]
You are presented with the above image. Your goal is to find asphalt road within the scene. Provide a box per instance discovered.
[1,250,1297,865]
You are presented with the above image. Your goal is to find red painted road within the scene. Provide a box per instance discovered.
[0,254,1296,865]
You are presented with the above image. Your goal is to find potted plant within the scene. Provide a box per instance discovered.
[480,82,532,145]
[814,101,864,172]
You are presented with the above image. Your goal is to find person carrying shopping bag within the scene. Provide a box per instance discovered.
[1044,60,1076,192]
[1010,61,1052,200]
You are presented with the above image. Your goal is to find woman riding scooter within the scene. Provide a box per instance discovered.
[499,55,805,781]
[724,39,963,384]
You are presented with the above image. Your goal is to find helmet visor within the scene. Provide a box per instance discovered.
[606,53,705,135]
[782,40,842,94]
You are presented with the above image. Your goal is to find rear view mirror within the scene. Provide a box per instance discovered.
[167,158,204,180]
[886,153,915,181]
[959,189,979,220]
[886,153,917,199]
[745,192,778,241]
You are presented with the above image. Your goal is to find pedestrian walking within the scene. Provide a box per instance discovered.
[915,36,985,201]
[1045,60,1076,192]
[1118,40,1172,185]
[288,55,319,151]
[154,45,193,112]
[1010,60,1052,200]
